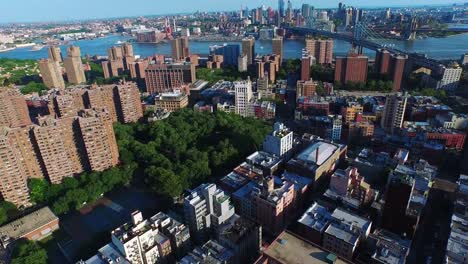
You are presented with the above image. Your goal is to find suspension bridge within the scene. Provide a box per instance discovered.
[286,22,446,71]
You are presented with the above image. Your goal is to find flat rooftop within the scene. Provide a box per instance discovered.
[84,243,130,264]
[325,224,359,245]
[262,231,347,264]
[0,207,58,239]
[297,141,338,166]
[298,202,332,233]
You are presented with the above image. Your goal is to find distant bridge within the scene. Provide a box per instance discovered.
[285,25,445,71]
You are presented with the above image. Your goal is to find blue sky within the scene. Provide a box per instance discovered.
[0,0,464,23]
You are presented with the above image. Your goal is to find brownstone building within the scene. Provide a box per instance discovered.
[305,38,334,64]
[144,63,196,94]
[0,88,32,128]
[335,53,368,84]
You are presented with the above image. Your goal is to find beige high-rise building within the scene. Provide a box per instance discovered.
[305,38,334,64]
[33,117,75,184]
[0,127,31,207]
[272,37,284,63]
[48,89,86,118]
[85,85,118,123]
[381,94,408,134]
[64,46,86,84]
[8,126,44,179]
[78,109,119,171]
[114,83,143,123]
[242,37,255,65]
[48,46,63,62]
[38,59,66,89]
[171,37,190,61]
[0,88,32,128]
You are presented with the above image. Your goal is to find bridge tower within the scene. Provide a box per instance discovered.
[405,17,418,40]
[353,22,365,54]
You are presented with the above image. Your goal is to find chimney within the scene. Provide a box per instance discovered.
[315,146,320,163]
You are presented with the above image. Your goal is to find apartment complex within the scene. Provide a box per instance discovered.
[183,183,235,244]
[144,63,196,94]
[272,37,283,63]
[38,58,66,89]
[0,88,32,128]
[375,49,407,91]
[63,45,86,84]
[335,53,369,84]
[47,46,62,63]
[296,79,318,99]
[305,38,334,64]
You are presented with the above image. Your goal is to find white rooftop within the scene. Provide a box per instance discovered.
[297,141,338,166]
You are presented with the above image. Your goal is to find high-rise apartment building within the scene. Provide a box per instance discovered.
[381,94,408,134]
[114,83,144,123]
[0,88,32,128]
[305,38,334,64]
[38,59,66,89]
[301,50,313,81]
[63,46,86,84]
[8,126,44,180]
[48,89,86,118]
[437,63,463,91]
[171,37,190,61]
[375,49,407,91]
[33,117,76,184]
[234,79,253,117]
[145,63,196,94]
[77,109,119,172]
[263,122,293,157]
[0,128,32,207]
[335,53,368,84]
[47,46,62,63]
[242,37,255,66]
[184,183,235,244]
[272,37,283,63]
[128,59,149,79]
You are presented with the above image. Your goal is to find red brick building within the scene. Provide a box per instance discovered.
[426,131,466,150]
[375,49,407,91]
[334,53,368,84]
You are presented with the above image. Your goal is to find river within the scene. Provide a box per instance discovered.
[1,33,467,60]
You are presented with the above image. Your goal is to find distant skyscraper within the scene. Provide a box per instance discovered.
[47,46,62,62]
[302,4,311,18]
[305,38,334,64]
[38,58,65,89]
[235,79,253,117]
[334,52,368,84]
[242,37,255,66]
[272,37,284,63]
[238,55,248,72]
[278,0,286,17]
[63,46,86,84]
[171,37,190,61]
[381,94,407,134]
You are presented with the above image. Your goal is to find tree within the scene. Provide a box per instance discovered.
[146,167,184,198]
[28,179,49,204]
[20,82,47,95]
[11,239,48,264]
[0,207,7,225]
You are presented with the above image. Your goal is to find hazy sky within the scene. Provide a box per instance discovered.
[0,0,464,23]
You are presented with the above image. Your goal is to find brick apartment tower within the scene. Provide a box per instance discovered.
[77,109,119,171]
[113,83,143,123]
[63,46,86,84]
[305,38,334,64]
[272,37,284,63]
[171,37,190,61]
[375,49,407,91]
[0,88,32,128]
[0,127,31,207]
[38,59,66,89]
[48,46,63,63]
[334,52,369,84]
[242,37,256,65]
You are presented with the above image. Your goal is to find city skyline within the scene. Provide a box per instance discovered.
[0,0,465,23]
